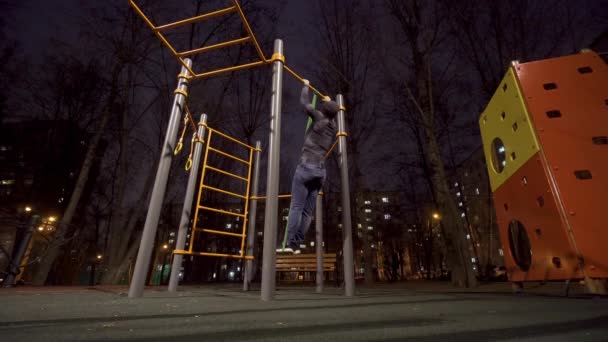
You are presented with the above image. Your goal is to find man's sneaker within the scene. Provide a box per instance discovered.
[293,249,301,255]
[276,247,294,254]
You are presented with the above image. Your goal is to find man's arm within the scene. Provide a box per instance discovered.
[301,80,323,120]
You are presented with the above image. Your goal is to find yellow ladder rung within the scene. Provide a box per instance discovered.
[199,205,246,218]
[173,250,253,260]
[201,228,243,238]
[206,165,248,182]
[201,184,247,199]
[208,147,250,165]
[155,6,236,31]
[208,128,256,149]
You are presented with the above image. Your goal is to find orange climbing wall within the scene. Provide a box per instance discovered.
[480,50,608,282]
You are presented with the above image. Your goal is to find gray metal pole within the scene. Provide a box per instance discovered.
[168,114,207,293]
[261,39,284,301]
[315,194,324,293]
[129,59,192,298]
[2,215,39,288]
[243,141,262,291]
[337,94,355,297]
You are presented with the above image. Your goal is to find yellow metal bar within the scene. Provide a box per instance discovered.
[177,57,197,79]
[239,146,254,257]
[206,165,248,182]
[177,36,251,58]
[208,147,250,165]
[194,60,267,79]
[173,250,254,260]
[207,127,255,149]
[155,6,237,31]
[232,0,267,62]
[189,130,212,253]
[325,139,339,159]
[283,65,326,99]
[130,1,183,60]
[250,194,292,200]
[201,229,243,238]
[201,184,247,199]
[199,205,246,218]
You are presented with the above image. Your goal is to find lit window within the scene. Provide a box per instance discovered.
[459,202,463,207]
[382,197,389,203]
[456,192,461,197]
[364,200,371,205]
[357,223,362,228]
[338,224,343,228]
[498,248,504,256]
[366,218,372,222]
[384,214,391,220]
[299,244,306,249]
[475,188,480,195]
[364,209,372,213]
[466,234,471,239]
[471,257,476,263]
[367,226,373,230]
[257,232,263,236]
[454,182,459,187]
[461,212,466,218]
[310,241,315,247]
[226,223,232,229]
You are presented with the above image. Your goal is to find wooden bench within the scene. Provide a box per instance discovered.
[276,253,337,282]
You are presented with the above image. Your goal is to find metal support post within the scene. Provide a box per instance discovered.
[243,141,262,291]
[315,194,324,293]
[2,215,39,288]
[261,39,284,301]
[337,94,355,297]
[129,59,192,298]
[168,114,207,292]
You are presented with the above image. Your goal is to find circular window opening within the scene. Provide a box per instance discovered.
[491,138,507,173]
[508,220,532,271]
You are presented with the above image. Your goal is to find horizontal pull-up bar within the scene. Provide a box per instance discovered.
[283,65,327,100]
[155,6,237,31]
[250,192,324,201]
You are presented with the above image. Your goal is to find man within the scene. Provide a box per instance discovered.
[277,80,340,254]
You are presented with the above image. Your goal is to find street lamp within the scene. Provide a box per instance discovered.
[96,254,103,260]
[48,216,57,223]
[162,244,169,250]
[25,206,32,213]
[432,212,440,220]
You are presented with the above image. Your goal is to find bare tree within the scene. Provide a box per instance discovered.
[308,0,380,285]
[384,0,477,287]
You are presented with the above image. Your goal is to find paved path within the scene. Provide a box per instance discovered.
[1,282,607,341]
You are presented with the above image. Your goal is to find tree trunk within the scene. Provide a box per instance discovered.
[415,54,477,288]
[31,110,110,285]
[101,233,141,285]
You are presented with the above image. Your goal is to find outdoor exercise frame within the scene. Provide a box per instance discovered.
[127,0,355,301]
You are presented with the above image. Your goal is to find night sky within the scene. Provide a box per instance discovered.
[6,0,608,192]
